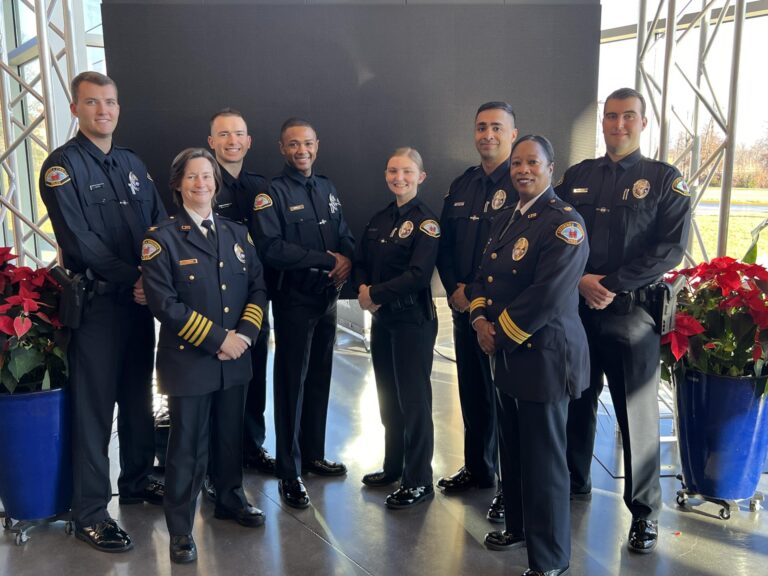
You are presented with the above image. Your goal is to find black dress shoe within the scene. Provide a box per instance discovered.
[385,484,434,509]
[627,518,658,553]
[437,466,494,493]
[244,448,276,474]
[521,568,569,576]
[214,504,266,527]
[170,534,197,564]
[487,490,505,523]
[362,470,400,487]
[279,478,310,509]
[119,478,165,505]
[302,458,347,476]
[484,530,525,551]
[202,476,217,502]
[75,519,133,553]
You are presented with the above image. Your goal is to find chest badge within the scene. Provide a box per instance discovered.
[512,237,529,261]
[234,243,246,264]
[128,171,140,195]
[398,220,414,239]
[632,179,650,199]
[328,193,342,214]
[491,189,507,210]
[556,221,585,245]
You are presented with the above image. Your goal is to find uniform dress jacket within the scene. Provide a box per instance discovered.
[468,187,590,403]
[141,210,267,397]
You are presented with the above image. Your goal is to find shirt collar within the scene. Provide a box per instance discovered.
[472,157,511,184]
[283,163,315,188]
[184,206,214,233]
[515,188,549,215]
[76,130,115,165]
[393,195,421,218]
[598,148,643,171]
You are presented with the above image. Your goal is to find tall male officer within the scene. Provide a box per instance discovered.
[559,88,691,554]
[207,108,275,475]
[436,101,518,521]
[251,118,355,508]
[39,71,166,553]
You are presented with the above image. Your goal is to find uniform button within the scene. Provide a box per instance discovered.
[219,261,224,268]
[221,284,227,290]
[512,270,518,275]
[242,267,246,271]
[487,275,493,283]
[179,345,185,350]
[224,306,230,313]
[189,275,195,280]
[491,253,497,260]
[487,298,493,306]
[526,343,532,349]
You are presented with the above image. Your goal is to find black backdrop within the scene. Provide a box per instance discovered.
[102,1,601,244]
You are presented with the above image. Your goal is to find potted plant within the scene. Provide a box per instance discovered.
[0,247,71,538]
[661,253,768,514]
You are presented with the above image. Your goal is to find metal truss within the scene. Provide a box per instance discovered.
[0,0,80,267]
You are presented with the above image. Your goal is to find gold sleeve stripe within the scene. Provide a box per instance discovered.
[178,311,201,340]
[498,310,531,344]
[241,315,263,329]
[191,319,213,347]
[469,297,486,312]
[244,304,262,313]
[242,310,263,323]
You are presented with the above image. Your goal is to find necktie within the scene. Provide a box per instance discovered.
[588,164,618,269]
[201,219,217,252]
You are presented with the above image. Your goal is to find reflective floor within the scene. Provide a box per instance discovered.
[3,310,768,576]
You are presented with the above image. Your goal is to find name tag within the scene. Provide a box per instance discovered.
[572,188,589,194]
[453,201,465,207]
[289,204,305,212]
[179,259,198,266]
[89,183,105,190]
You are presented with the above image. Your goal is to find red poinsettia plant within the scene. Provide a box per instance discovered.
[661,256,768,380]
[0,247,67,393]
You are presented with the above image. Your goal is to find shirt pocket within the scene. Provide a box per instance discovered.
[82,185,123,231]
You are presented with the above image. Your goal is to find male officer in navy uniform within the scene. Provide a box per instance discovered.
[559,88,691,554]
[39,71,166,553]
[207,108,275,475]
[251,118,355,508]
[436,101,518,522]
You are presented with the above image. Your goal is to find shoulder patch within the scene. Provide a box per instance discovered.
[420,219,441,238]
[556,221,585,245]
[44,166,70,188]
[253,193,273,211]
[671,176,690,197]
[141,239,162,261]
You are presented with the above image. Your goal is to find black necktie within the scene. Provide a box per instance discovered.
[589,164,618,269]
[201,219,217,252]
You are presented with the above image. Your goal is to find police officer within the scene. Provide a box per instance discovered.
[39,71,166,553]
[354,148,440,509]
[251,118,355,509]
[141,148,268,564]
[471,136,588,576]
[436,102,518,522]
[208,108,275,475]
[559,88,691,554]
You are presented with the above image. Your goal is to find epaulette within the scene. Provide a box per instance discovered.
[462,165,480,176]
[546,197,574,214]
[148,218,176,231]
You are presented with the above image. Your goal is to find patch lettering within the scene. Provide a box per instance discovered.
[44,166,70,188]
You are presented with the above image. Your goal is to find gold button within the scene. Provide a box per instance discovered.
[526,343,532,349]
[242,267,246,271]
[491,253,497,260]
[224,306,230,313]
[487,275,493,283]
[221,284,227,290]
[512,270,517,275]
[219,261,224,268]
[179,345,185,350]
[189,275,195,280]
[487,298,493,306]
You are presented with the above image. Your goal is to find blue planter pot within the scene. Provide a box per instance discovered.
[0,387,72,520]
[676,370,768,500]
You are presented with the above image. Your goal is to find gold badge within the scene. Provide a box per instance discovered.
[398,220,414,239]
[141,239,162,261]
[672,176,690,197]
[419,219,441,238]
[632,179,651,199]
[44,166,70,188]
[253,193,273,211]
[491,189,507,210]
[512,237,529,261]
[234,243,246,263]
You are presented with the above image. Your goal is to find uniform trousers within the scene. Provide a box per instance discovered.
[243,311,271,453]
[497,387,570,572]
[272,291,337,479]
[165,383,248,536]
[370,310,437,487]
[69,293,155,527]
[452,310,497,480]
[566,303,662,520]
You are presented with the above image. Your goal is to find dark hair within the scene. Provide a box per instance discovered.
[475,101,516,126]
[280,117,315,139]
[209,107,246,129]
[168,148,222,206]
[605,87,646,118]
[389,147,425,172]
[71,71,117,103]
[511,135,555,165]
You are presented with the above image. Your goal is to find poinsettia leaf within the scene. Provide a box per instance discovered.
[13,315,32,338]
[0,316,14,336]
[8,346,44,382]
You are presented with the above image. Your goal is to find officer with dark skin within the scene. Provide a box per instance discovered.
[436,101,518,522]
[207,109,275,475]
[39,71,166,553]
[251,118,355,509]
[559,88,691,554]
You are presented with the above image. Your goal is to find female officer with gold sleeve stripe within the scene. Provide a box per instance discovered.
[141,148,268,565]
[467,136,589,576]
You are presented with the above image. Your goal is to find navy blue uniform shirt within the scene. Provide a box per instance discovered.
[214,166,267,225]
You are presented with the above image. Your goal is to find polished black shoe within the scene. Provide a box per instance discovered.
[484,530,525,551]
[437,466,495,493]
[279,478,310,509]
[570,491,592,502]
[214,504,266,527]
[202,476,217,502]
[627,518,658,553]
[75,519,133,553]
[362,470,400,487]
[487,490,505,523]
[170,534,197,564]
[521,567,569,576]
[302,458,347,476]
[119,478,165,505]
[385,484,434,509]
[244,447,276,475]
